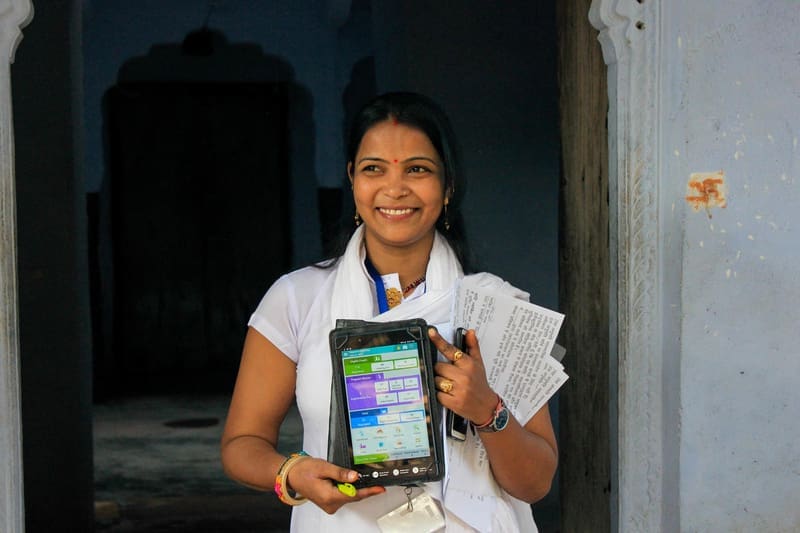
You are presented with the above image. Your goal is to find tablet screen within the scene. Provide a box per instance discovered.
[343,340,430,464]
[331,323,442,486]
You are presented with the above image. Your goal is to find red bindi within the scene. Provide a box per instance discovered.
[393,159,398,163]
[391,116,399,125]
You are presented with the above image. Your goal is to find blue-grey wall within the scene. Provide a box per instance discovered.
[372,1,560,308]
[662,1,800,530]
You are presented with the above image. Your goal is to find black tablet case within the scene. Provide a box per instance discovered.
[328,318,445,487]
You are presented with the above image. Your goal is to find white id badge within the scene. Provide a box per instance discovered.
[377,490,445,533]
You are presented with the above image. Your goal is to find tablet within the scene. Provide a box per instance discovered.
[328,319,445,487]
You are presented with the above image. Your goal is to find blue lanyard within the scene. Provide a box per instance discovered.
[364,258,390,314]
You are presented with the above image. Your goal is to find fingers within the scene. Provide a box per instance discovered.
[429,327,495,422]
[288,458,385,514]
[435,376,454,394]
[462,329,483,362]
[428,327,479,363]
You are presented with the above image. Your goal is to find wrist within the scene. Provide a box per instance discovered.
[473,395,510,433]
[473,394,501,429]
[274,451,311,506]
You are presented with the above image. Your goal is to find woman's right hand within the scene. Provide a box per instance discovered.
[286,457,386,514]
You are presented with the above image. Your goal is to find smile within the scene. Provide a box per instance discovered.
[378,207,416,216]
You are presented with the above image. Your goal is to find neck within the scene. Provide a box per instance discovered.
[364,233,434,289]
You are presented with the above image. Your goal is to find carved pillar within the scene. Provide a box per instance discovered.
[0,1,33,532]
[589,1,664,531]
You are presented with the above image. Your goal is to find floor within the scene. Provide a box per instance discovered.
[94,395,300,532]
[94,395,559,532]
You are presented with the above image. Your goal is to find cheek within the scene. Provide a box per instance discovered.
[423,184,446,206]
[352,181,374,205]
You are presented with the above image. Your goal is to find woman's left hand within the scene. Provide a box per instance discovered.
[428,327,499,426]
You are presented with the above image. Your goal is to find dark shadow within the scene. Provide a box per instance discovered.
[91,27,311,532]
[92,29,316,400]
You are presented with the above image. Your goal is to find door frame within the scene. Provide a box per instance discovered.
[589,0,668,530]
[0,0,668,531]
[0,2,34,531]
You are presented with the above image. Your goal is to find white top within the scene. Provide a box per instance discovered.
[248,228,538,532]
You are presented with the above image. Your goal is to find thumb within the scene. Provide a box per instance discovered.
[329,465,359,484]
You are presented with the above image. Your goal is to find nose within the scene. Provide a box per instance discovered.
[382,167,409,198]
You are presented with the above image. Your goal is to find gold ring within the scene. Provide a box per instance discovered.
[453,350,464,362]
[439,379,454,393]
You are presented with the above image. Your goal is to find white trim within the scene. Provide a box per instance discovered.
[0,1,34,532]
[589,1,664,532]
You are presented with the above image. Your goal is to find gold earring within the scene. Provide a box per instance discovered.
[443,199,450,231]
[354,212,362,226]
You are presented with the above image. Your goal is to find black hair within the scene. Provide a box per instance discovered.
[320,91,472,271]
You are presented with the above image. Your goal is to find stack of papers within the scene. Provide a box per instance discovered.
[452,276,568,423]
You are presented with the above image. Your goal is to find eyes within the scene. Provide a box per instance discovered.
[358,162,437,176]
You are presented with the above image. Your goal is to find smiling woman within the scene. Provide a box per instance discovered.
[342,92,470,272]
[220,92,559,531]
[349,120,447,282]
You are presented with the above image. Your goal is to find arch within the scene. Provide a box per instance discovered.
[0,2,34,531]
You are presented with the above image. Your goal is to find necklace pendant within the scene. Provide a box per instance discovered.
[385,287,402,309]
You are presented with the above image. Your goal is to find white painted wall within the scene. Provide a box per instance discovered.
[663,1,800,530]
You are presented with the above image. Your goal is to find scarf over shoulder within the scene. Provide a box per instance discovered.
[289,226,537,532]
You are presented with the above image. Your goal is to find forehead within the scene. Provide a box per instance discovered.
[356,120,439,158]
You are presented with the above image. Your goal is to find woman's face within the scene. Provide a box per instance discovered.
[349,119,447,252]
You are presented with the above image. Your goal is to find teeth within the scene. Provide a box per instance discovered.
[379,208,414,215]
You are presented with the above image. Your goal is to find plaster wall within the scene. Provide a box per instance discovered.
[663,2,800,530]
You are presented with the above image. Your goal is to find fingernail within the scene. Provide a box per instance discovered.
[428,326,437,336]
[349,471,358,481]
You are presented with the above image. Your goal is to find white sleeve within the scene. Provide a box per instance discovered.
[248,274,301,362]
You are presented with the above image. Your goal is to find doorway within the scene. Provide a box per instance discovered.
[98,81,290,397]
[4,2,612,528]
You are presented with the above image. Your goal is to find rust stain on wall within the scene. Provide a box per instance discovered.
[686,170,727,217]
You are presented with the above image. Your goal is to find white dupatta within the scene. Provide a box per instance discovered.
[310,226,534,532]
[329,225,461,326]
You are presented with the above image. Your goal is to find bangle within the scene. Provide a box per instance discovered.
[274,451,311,506]
[473,394,501,429]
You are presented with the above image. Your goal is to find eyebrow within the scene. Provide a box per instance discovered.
[356,156,439,166]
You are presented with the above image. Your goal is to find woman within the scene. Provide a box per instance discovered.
[221,92,558,531]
